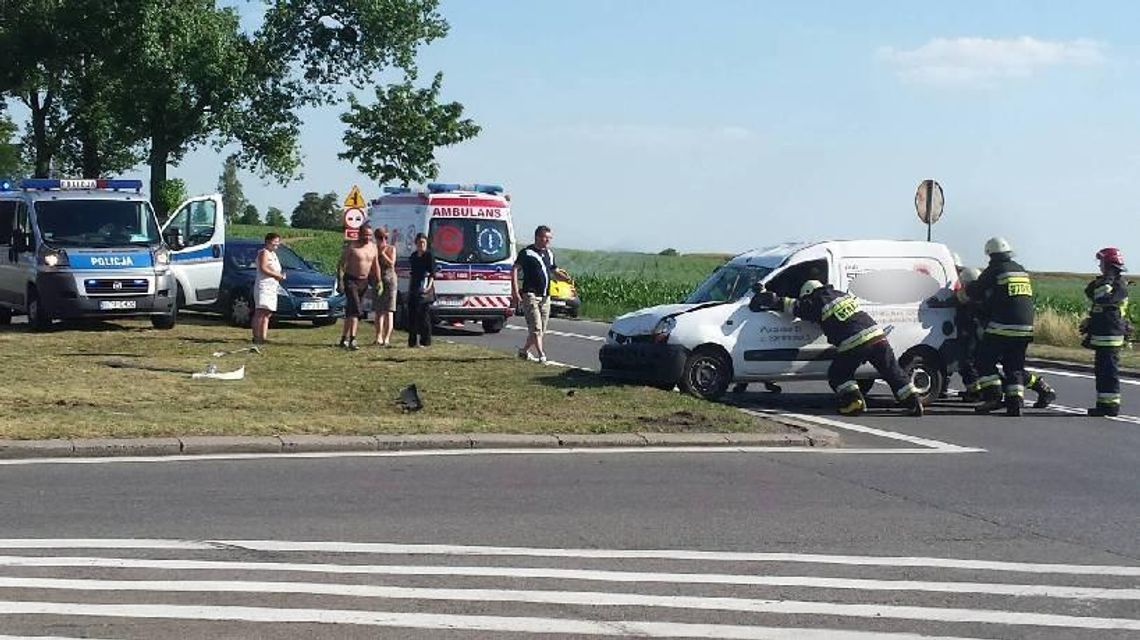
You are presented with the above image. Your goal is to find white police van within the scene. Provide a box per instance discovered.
[0,178,224,330]
[600,240,960,401]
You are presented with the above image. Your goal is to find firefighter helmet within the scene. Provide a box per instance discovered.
[959,267,981,284]
[1096,247,1125,269]
[799,280,824,298]
[984,237,1013,256]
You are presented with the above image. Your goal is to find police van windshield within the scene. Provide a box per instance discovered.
[35,200,160,248]
[685,264,773,304]
[428,219,511,264]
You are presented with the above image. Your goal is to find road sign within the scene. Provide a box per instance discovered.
[343,207,365,229]
[914,179,944,225]
[344,185,365,210]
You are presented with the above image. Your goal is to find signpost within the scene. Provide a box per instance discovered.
[914,179,944,241]
[343,185,366,241]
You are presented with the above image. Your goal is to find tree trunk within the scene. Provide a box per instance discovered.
[77,118,102,179]
[28,93,52,178]
[149,140,170,219]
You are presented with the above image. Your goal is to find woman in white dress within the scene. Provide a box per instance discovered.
[253,233,286,344]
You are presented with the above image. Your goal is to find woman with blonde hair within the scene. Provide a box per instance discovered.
[372,226,398,346]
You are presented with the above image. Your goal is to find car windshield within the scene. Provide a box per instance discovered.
[428,219,511,264]
[228,243,311,270]
[685,264,773,304]
[34,199,160,247]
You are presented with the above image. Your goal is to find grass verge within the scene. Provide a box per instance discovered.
[1029,343,1140,369]
[0,317,772,440]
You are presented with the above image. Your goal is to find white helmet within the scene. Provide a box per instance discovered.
[800,280,825,298]
[951,252,964,269]
[959,266,981,284]
[984,237,1013,256]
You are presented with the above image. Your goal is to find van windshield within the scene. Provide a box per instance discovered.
[35,200,160,248]
[428,219,511,264]
[685,264,772,304]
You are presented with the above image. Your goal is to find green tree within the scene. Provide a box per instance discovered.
[265,206,287,227]
[238,203,262,226]
[290,191,340,230]
[217,155,247,224]
[153,178,187,223]
[339,72,480,186]
[0,111,27,178]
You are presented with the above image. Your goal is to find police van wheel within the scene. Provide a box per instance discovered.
[151,306,177,330]
[680,347,732,401]
[901,351,944,406]
[26,291,52,332]
[482,319,504,334]
[0,308,11,325]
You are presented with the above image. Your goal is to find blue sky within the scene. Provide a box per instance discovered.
[36,2,1140,270]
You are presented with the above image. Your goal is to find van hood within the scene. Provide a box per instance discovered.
[611,303,704,336]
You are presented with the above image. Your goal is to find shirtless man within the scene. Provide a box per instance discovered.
[336,224,379,350]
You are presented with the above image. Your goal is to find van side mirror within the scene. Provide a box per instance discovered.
[163,227,184,251]
[751,282,766,295]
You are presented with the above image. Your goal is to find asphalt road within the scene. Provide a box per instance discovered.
[0,316,1137,638]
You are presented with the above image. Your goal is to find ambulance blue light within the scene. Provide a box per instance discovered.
[472,184,504,194]
[426,183,461,193]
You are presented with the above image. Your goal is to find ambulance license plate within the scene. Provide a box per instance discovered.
[435,297,463,307]
[99,300,136,311]
[300,300,328,311]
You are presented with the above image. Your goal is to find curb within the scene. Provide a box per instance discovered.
[0,420,836,460]
[1026,358,1140,380]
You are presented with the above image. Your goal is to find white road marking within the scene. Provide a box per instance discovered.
[0,544,1138,577]
[1049,403,1140,425]
[0,601,989,640]
[0,573,1135,601]
[506,323,606,342]
[1027,366,1140,387]
[0,581,1134,630]
[737,408,983,453]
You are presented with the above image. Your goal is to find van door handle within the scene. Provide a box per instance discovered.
[211,244,222,258]
[725,320,734,326]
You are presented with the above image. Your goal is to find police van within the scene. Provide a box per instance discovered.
[0,178,224,330]
[599,240,960,401]
[368,183,515,334]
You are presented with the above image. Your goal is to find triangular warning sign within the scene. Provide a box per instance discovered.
[344,185,365,210]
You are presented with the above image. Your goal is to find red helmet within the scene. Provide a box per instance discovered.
[1096,247,1125,268]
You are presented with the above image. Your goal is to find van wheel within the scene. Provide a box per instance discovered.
[228,292,253,328]
[857,379,876,396]
[26,290,52,331]
[679,347,732,401]
[151,305,177,330]
[901,351,943,406]
[0,308,11,325]
[482,318,504,334]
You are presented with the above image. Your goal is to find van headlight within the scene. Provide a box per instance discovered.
[651,316,676,343]
[39,248,68,267]
[154,247,171,267]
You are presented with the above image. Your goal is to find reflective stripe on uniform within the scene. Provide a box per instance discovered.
[836,380,860,394]
[1097,393,1122,405]
[985,321,1034,337]
[1090,335,1126,348]
[996,271,1031,283]
[782,298,796,313]
[895,383,918,401]
[839,398,865,415]
[1004,384,1025,397]
[977,375,1002,389]
[1094,283,1114,298]
[821,296,856,321]
[837,326,884,352]
[1027,373,1039,387]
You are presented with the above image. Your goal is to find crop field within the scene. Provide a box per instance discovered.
[229,225,1136,346]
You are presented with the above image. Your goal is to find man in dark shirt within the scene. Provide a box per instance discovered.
[407,233,436,347]
[511,225,567,363]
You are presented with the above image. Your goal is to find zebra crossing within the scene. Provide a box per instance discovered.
[0,539,1135,638]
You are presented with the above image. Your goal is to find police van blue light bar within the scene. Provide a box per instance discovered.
[20,178,143,192]
[0,178,12,191]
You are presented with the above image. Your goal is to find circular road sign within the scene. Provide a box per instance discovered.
[343,207,365,229]
[914,179,944,224]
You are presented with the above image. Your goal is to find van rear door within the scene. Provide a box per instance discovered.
[162,194,225,306]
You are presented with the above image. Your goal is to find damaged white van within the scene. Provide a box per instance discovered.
[599,240,960,401]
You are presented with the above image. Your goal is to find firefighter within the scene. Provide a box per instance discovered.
[967,237,1054,416]
[751,280,923,417]
[1082,247,1131,417]
[955,266,984,401]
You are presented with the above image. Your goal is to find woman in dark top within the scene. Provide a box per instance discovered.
[407,233,436,347]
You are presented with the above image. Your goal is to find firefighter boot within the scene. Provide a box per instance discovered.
[1005,394,1023,417]
[957,386,981,403]
[974,389,1003,414]
[1087,404,1121,417]
[905,395,924,417]
[837,390,866,416]
[1030,376,1056,409]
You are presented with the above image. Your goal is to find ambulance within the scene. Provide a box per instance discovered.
[368,183,516,333]
[0,178,224,331]
[599,240,960,401]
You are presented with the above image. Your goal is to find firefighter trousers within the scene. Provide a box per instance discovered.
[1094,347,1122,409]
[957,331,980,390]
[975,335,1030,401]
[829,340,917,403]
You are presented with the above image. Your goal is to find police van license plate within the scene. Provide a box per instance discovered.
[300,300,328,311]
[99,300,136,311]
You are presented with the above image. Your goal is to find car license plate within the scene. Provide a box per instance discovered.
[435,296,463,307]
[300,300,328,311]
[551,300,565,307]
[99,300,136,311]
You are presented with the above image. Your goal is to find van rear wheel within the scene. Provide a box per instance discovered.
[26,290,52,332]
[679,348,732,401]
[901,351,944,406]
[0,308,11,325]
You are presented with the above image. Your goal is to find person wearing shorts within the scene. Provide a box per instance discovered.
[336,223,378,350]
[511,225,567,364]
